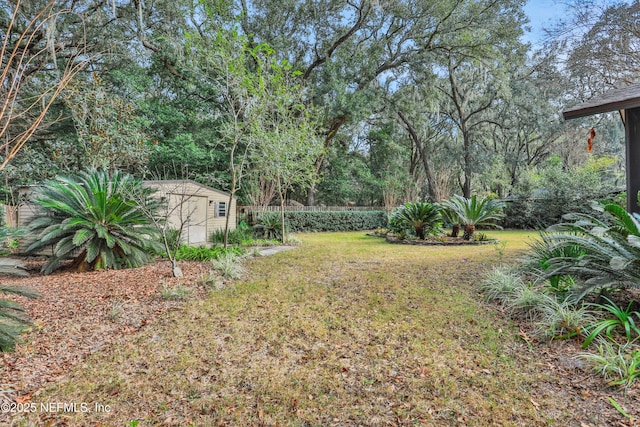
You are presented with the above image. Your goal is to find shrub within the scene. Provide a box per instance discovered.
[479,266,523,304]
[582,297,640,349]
[0,227,26,255]
[438,204,461,237]
[534,298,593,340]
[522,232,583,297]
[174,245,243,262]
[212,252,245,279]
[505,284,553,319]
[211,221,253,246]
[253,213,285,240]
[257,210,387,234]
[27,168,161,274]
[578,340,640,389]
[535,202,640,301]
[501,156,622,229]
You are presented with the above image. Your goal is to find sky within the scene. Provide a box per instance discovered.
[522,0,564,46]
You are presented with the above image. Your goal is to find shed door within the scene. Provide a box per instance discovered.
[166,193,209,246]
[185,196,208,245]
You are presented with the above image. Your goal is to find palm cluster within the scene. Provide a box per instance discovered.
[440,195,506,240]
[27,168,160,274]
[532,202,640,301]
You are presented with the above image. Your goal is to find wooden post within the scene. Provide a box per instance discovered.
[626,107,640,214]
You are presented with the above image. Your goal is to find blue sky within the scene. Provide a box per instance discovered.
[523,0,564,46]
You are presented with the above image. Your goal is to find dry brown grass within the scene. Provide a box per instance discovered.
[11,231,583,426]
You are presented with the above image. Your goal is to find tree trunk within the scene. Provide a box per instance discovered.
[462,131,472,198]
[278,178,286,244]
[306,182,316,206]
[306,115,347,206]
[451,223,460,238]
[397,111,438,201]
[463,224,475,241]
[224,189,235,248]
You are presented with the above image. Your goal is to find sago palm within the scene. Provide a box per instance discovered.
[539,202,640,301]
[394,202,441,239]
[27,168,161,274]
[0,258,38,351]
[438,204,461,237]
[441,195,505,240]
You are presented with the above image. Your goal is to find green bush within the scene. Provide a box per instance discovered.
[265,210,387,233]
[0,227,26,255]
[533,202,640,301]
[253,213,285,240]
[174,245,244,262]
[440,194,505,240]
[211,221,253,246]
[502,156,622,229]
[212,252,245,279]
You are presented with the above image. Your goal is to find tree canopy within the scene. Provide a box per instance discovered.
[0,0,632,208]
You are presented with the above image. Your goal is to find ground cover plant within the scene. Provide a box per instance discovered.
[173,245,244,262]
[481,203,640,401]
[6,230,638,426]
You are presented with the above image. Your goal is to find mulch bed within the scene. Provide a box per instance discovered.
[0,259,210,406]
[385,235,498,245]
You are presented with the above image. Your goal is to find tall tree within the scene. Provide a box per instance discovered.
[239,0,529,204]
[563,1,640,94]
[0,0,87,170]
[250,66,324,242]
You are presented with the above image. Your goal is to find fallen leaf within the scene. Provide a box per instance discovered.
[15,394,31,403]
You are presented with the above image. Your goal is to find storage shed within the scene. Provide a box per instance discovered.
[143,180,237,246]
[14,179,236,248]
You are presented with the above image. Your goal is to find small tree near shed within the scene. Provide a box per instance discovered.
[250,62,324,243]
[133,179,205,277]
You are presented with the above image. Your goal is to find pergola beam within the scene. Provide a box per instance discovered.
[626,108,640,214]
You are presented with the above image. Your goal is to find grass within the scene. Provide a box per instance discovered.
[15,230,574,426]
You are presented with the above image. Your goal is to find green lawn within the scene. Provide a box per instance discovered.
[17,230,577,426]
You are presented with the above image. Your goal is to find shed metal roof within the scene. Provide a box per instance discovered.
[143,179,234,199]
[563,84,640,120]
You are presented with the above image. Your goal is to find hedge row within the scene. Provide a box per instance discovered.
[277,210,388,232]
